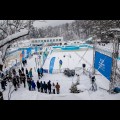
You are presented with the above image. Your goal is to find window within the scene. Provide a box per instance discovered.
[56,39,58,41]
[53,39,55,42]
[59,39,61,41]
[50,39,52,42]
[44,40,46,42]
[47,40,49,42]
[41,40,43,42]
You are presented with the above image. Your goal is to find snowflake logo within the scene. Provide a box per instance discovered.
[98,58,105,71]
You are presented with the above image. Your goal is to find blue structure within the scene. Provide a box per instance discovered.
[94,51,112,81]
[26,48,31,58]
[49,57,56,74]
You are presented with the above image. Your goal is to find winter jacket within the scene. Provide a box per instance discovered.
[29,71,33,77]
[31,81,36,88]
[40,82,43,88]
[56,84,60,92]
[39,68,42,73]
[37,81,40,89]
[47,82,51,90]
[26,69,28,74]
[21,67,24,72]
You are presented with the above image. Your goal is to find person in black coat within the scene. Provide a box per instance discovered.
[18,69,22,76]
[36,80,40,92]
[37,68,40,79]
[0,91,3,100]
[21,73,26,88]
[27,77,32,91]
[43,81,47,93]
[16,75,20,88]
[12,77,17,91]
[21,67,24,73]
[25,60,27,65]
[40,81,43,93]
[12,69,16,76]
[26,68,28,76]
[47,80,51,94]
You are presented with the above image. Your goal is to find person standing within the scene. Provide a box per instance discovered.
[56,82,60,94]
[40,81,43,93]
[25,60,27,65]
[52,83,55,94]
[27,77,31,91]
[31,80,36,91]
[12,76,17,91]
[37,68,40,79]
[22,73,26,88]
[21,67,24,73]
[18,69,22,76]
[29,68,33,78]
[36,80,40,92]
[76,74,80,85]
[43,81,47,93]
[47,80,51,94]
[59,60,63,72]
[26,68,28,76]
[82,63,86,74]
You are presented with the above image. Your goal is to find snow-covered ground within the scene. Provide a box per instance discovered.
[1,46,120,100]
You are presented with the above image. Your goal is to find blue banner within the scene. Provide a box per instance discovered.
[26,48,31,58]
[94,51,112,80]
[49,57,56,74]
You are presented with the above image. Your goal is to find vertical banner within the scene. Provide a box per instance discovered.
[49,57,56,74]
[94,51,112,80]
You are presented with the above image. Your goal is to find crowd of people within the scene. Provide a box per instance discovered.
[0,62,61,100]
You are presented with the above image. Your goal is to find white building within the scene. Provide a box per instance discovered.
[30,37,63,46]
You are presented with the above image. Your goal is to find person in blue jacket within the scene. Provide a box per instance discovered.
[29,68,33,78]
[59,60,63,70]
[31,80,36,91]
